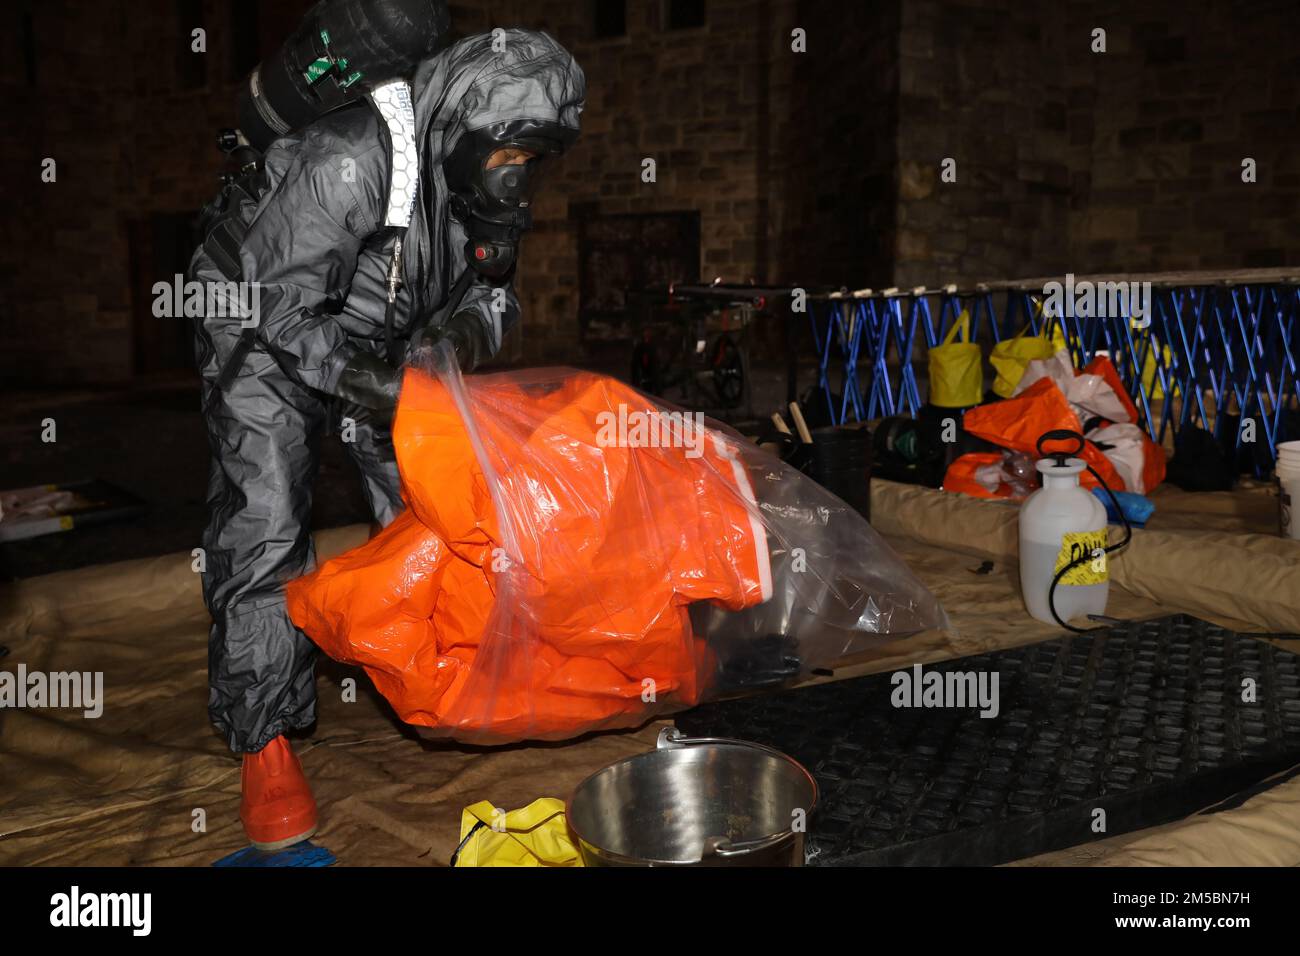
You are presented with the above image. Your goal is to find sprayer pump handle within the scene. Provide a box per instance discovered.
[1037,428,1085,465]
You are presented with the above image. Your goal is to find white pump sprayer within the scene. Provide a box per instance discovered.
[1019,430,1117,627]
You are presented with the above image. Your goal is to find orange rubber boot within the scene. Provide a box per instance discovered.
[240,735,318,851]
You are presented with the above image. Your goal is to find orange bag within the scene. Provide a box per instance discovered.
[963,378,1127,491]
[287,345,947,744]
[959,352,1166,496]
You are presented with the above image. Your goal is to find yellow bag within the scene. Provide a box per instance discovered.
[989,321,1064,398]
[928,310,984,408]
[451,798,584,867]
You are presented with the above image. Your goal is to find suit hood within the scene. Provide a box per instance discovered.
[399,29,586,321]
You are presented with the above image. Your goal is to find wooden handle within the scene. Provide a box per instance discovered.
[788,402,814,444]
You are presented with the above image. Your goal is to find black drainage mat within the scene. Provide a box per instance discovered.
[675,615,1300,866]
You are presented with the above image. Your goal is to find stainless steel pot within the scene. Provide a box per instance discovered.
[566,727,818,866]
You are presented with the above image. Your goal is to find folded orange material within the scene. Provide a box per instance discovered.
[958,354,1166,496]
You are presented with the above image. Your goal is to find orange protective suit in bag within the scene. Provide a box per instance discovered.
[286,367,772,744]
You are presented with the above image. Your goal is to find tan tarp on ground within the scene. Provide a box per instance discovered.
[0,479,1297,866]
[871,478,1300,635]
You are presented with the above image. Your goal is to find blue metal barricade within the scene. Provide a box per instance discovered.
[808,272,1300,470]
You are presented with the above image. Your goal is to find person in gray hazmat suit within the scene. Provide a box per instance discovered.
[189,28,585,850]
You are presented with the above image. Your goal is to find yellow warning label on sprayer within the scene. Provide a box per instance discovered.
[1054,529,1109,585]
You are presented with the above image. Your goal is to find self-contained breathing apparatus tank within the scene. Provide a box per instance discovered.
[201,0,451,388]
[232,0,450,157]
[208,0,450,267]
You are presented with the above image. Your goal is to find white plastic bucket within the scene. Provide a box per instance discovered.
[1277,441,1300,539]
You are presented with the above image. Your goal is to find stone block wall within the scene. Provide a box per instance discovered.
[2,0,1296,384]
[892,0,1300,287]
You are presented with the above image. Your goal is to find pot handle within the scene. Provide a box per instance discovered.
[657,726,707,750]
[702,832,792,858]
[657,727,793,762]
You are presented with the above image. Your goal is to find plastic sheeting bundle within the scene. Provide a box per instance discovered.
[287,343,947,744]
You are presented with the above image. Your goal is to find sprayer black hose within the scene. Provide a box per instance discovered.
[1047,463,1133,633]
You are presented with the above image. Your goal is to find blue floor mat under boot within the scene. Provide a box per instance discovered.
[213,840,337,867]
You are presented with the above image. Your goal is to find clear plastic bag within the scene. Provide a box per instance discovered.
[287,342,948,744]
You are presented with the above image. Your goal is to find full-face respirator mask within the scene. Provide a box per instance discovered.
[443,119,576,280]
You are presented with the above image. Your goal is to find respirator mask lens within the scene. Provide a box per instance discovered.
[445,122,573,279]
[483,156,548,206]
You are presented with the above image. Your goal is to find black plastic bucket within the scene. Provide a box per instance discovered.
[787,426,872,520]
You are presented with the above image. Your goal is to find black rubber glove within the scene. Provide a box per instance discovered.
[410,311,493,372]
[336,350,401,413]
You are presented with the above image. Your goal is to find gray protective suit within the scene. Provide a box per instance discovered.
[190,30,586,753]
